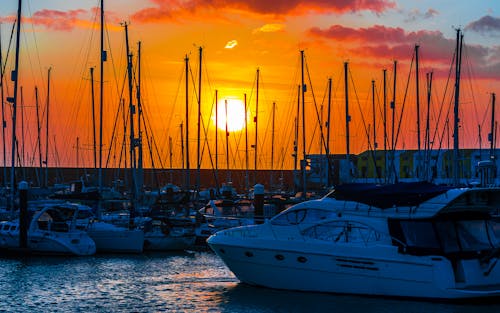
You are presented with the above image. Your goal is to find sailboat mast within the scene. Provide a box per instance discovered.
[326,78,332,158]
[383,69,387,182]
[136,41,143,194]
[391,61,397,182]
[98,0,105,197]
[244,93,249,193]
[270,101,275,188]
[35,87,42,185]
[185,55,190,190]
[0,23,6,187]
[415,45,421,157]
[9,0,22,210]
[215,90,218,192]
[453,29,463,186]
[254,68,259,184]
[90,67,97,170]
[371,79,377,177]
[225,99,230,183]
[344,62,350,160]
[490,93,496,159]
[301,51,307,197]
[425,71,433,180]
[124,23,137,200]
[45,67,51,187]
[196,47,202,191]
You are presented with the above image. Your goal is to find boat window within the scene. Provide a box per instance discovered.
[435,221,461,254]
[400,221,440,250]
[271,209,336,226]
[489,219,500,246]
[76,210,94,220]
[302,220,381,244]
[455,220,492,252]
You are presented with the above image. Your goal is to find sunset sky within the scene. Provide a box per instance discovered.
[1,0,499,171]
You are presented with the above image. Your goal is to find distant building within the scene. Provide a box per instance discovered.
[300,149,499,188]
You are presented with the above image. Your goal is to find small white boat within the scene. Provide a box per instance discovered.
[208,182,500,300]
[72,204,145,253]
[0,204,96,256]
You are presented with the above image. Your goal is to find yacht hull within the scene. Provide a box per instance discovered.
[208,240,500,299]
[88,228,144,253]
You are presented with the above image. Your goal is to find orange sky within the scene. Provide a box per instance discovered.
[1,0,500,171]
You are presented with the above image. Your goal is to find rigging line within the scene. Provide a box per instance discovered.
[462,43,482,132]
[394,51,415,150]
[430,51,456,170]
[104,72,128,169]
[349,67,372,150]
[0,20,16,82]
[304,54,327,155]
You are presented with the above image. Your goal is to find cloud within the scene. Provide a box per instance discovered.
[131,0,396,23]
[405,8,438,23]
[225,40,238,49]
[308,24,499,79]
[30,9,87,31]
[253,23,285,34]
[465,15,500,35]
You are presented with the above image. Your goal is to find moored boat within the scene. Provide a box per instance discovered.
[208,182,500,299]
[0,204,96,256]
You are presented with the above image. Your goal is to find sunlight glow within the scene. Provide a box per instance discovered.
[212,98,247,132]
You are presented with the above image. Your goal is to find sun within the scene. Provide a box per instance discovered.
[212,98,247,132]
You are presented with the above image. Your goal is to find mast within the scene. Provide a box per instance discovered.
[20,86,24,178]
[391,61,397,182]
[453,29,463,186]
[184,55,190,190]
[371,79,377,178]
[326,77,332,186]
[301,51,307,198]
[89,67,97,170]
[254,68,259,184]
[196,46,202,192]
[168,136,173,182]
[270,101,275,189]
[98,0,105,198]
[225,99,230,183]
[489,93,496,159]
[124,22,137,201]
[293,85,299,183]
[425,71,433,181]
[45,67,51,187]
[344,62,350,162]
[0,22,6,187]
[244,93,249,193]
[136,41,143,196]
[415,45,421,180]
[35,87,42,185]
[383,69,387,182]
[9,0,22,210]
[215,90,218,193]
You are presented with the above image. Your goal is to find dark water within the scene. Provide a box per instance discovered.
[0,251,499,313]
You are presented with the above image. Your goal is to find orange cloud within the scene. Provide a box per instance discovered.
[30,9,87,31]
[131,0,396,23]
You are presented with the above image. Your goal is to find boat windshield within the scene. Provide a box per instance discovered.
[271,208,337,226]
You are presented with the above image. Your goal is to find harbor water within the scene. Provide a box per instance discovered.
[0,251,499,313]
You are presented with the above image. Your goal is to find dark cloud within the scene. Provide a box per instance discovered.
[131,0,396,23]
[466,15,500,34]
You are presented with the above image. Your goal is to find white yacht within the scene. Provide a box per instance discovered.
[0,204,96,256]
[208,182,500,299]
[26,201,144,253]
